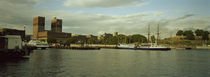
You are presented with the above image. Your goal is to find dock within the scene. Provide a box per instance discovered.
[53,46,100,50]
[50,44,117,50]
[0,46,33,58]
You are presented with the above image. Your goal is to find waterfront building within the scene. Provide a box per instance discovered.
[0,28,25,40]
[33,16,71,41]
[97,35,103,40]
[86,34,97,39]
[51,17,62,32]
[86,34,93,38]
[97,33,113,40]
[33,16,45,39]
[113,32,118,36]
[71,34,80,37]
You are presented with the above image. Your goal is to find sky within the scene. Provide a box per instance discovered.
[0,0,209,38]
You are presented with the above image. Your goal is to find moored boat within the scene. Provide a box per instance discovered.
[139,43,171,50]
[138,23,171,50]
[27,40,49,49]
[116,43,138,50]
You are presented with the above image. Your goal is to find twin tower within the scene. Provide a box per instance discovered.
[33,16,62,38]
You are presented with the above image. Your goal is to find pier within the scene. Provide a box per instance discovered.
[51,44,117,50]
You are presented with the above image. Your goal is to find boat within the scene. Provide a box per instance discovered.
[27,40,49,49]
[139,43,171,50]
[138,24,171,50]
[116,43,138,50]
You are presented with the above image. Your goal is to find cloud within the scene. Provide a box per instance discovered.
[63,0,145,8]
[156,14,195,29]
[0,0,209,38]
[175,14,195,20]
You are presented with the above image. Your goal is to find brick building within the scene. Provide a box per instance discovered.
[51,17,62,32]
[33,16,45,38]
[33,16,71,41]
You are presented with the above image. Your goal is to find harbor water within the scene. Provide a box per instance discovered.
[0,49,210,77]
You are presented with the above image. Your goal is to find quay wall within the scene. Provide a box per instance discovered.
[51,44,117,48]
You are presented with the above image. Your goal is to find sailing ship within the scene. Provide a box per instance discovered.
[139,24,171,50]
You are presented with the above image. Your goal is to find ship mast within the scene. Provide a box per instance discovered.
[148,24,150,43]
[156,24,160,45]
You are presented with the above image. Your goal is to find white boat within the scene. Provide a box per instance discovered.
[139,43,171,50]
[27,40,49,49]
[116,43,138,49]
[138,24,171,50]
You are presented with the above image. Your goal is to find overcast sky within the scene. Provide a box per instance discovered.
[0,0,209,38]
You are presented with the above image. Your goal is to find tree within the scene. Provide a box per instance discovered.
[202,31,209,41]
[176,30,184,36]
[130,34,147,43]
[65,37,77,44]
[107,36,118,44]
[87,38,99,44]
[195,29,204,36]
[183,30,195,40]
[99,34,147,44]
[117,34,127,43]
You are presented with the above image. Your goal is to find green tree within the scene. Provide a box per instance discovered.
[183,30,195,40]
[108,36,118,44]
[130,34,147,43]
[87,38,99,44]
[65,37,77,44]
[176,30,184,36]
[202,31,209,41]
[117,34,127,43]
[195,29,204,36]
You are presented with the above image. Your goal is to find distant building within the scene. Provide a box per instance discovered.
[97,35,103,40]
[0,28,25,40]
[195,36,202,40]
[97,33,113,40]
[37,31,71,41]
[71,34,80,37]
[86,34,93,38]
[113,32,118,36]
[174,36,186,40]
[51,17,62,32]
[33,16,71,41]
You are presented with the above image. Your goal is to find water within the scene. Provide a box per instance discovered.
[0,49,210,77]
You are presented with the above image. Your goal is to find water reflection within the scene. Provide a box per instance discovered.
[174,50,210,76]
[30,49,64,77]
[0,57,29,77]
[0,49,210,77]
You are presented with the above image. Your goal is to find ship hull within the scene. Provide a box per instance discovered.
[138,48,171,50]
[115,47,138,50]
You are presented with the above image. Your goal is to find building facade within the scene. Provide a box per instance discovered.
[51,17,62,33]
[0,28,25,40]
[33,16,71,42]
[113,32,118,36]
[33,16,45,39]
